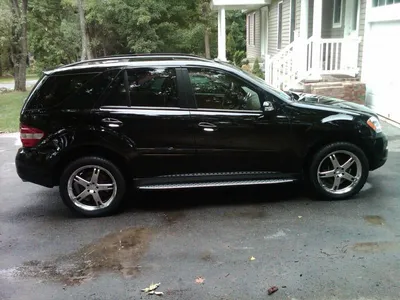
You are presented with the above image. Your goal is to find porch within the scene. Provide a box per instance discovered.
[211,0,363,90]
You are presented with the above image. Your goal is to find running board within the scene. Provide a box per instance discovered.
[137,178,296,190]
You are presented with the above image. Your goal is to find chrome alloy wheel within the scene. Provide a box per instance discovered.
[67,165,117,211]
[317,150,362,195]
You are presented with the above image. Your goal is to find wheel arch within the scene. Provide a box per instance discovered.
[53,145,133,186]
[302,137,372,175]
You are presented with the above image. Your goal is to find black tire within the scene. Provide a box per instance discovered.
[308,142,369,200]
[59,156,126,217]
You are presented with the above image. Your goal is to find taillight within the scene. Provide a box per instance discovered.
[20,124,45,147]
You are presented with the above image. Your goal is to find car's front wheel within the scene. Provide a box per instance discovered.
[309,142,369,200]
[59,156,126,217]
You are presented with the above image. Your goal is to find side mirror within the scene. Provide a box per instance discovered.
[262,101,274,112]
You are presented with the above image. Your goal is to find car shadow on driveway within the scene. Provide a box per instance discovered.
[4,182,309,223]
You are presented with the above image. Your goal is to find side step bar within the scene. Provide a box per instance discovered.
[137,178,296,190]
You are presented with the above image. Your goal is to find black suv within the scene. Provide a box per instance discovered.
[16,54,388,217]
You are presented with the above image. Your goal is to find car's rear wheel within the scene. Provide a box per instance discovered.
[309,142,369,200]
[60,156,126,217]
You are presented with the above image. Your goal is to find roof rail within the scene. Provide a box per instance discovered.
[63,53,211,68]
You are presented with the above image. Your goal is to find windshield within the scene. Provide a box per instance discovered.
[215,60,291,101]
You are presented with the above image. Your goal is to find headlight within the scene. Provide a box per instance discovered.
[367,116,382,133]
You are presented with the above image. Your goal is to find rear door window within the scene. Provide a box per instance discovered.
[26,69,119,110]
[101,68,179,107]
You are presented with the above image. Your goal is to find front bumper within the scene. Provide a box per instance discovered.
[368,133,388,171]
[15,148,55,188]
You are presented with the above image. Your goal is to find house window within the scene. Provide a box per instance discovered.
[252,13,256,45]
[333,0,342,28]
[373,0,400,6]
[247,15,250,45]
[277,2,283,49]
[247,13,256,46]
[290,0,296,42]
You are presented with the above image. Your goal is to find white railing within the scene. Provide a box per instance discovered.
[267,36,361,90]
[306,37,360,75]
[267,40,299,89]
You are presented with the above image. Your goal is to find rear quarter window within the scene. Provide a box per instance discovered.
[26,69,120,110]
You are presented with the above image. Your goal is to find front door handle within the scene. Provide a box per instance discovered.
[101,118,123,128]
[198,122,217,128]
[198,122,217,132]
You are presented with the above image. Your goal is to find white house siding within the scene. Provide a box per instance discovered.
[282,0,291,47]
[358,0,366,74]
[267,0,292,57]
[246,11,262,59]
[296,0,301,36]
[245,0,303,60]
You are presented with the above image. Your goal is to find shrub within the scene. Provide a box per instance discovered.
[252,57,264,79]
[233,50,246,66]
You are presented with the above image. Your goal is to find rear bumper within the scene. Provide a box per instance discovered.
[368,134,388,171]
[15,148,55,188]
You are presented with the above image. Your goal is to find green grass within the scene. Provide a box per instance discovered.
[0,90,30,133]
[0,74,39,84]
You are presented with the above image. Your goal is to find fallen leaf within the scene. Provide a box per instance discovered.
[148,291,164,296]
[298,216,302,219]
[142,282,161,293]
[268,286,279,295]
[250,256,256,261]
[195,276,205,284]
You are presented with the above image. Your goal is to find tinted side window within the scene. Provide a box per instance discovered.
[102,68,178,107]
[188,68,261,111]
[27,70,119,110]
[73,69,120,108]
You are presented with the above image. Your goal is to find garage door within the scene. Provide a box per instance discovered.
[364,21,400,123]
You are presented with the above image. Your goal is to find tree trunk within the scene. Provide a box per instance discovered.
[10,0,28,91]
[204,28,211,59]
[78,0,93,61]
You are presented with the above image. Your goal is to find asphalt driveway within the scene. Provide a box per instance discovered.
[1,122,400,300]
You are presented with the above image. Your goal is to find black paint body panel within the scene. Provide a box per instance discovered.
[16,60,388,188]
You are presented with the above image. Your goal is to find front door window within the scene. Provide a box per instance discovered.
[188,68,261,111]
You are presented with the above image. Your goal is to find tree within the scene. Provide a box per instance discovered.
[198,0,214,58]
[24,0,246,71]
[77,0,93,60]
[28,0,81,71]
[0,1,13,77]
[9,0,28,91]
[226,12,246,53]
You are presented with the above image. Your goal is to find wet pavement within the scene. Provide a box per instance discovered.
[1,122,400,300]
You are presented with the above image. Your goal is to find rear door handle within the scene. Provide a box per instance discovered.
[101,118,123,128]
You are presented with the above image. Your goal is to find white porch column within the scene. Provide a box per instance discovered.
[311,0,322,78]
[217,7,227,61]
[297,0,309,77]
[299,0,308,40]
